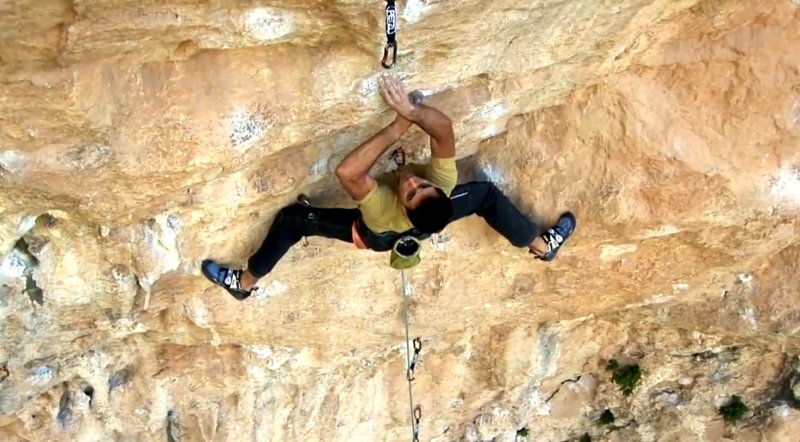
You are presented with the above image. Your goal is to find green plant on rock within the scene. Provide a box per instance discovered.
[719,395,749,423]
[606,359,642,396]
[579,433,591,442]
[599,409,615,424]
[516,426,529,438]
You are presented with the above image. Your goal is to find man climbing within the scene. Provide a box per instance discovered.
[201,75,576,300]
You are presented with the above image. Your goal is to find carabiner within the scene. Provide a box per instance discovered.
[412,337,422,353]
[382,42,397,69]
[406,366,415,382]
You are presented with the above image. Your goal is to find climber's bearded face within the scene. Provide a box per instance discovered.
[397,171,437,209]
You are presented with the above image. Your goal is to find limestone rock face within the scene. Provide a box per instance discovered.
[1,0,799,441]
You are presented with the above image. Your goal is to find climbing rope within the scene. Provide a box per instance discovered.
[382,0,398,68]
[394,236,423,441]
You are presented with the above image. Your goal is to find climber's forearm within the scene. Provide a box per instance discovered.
[407,104,455,158]
[336,118,411,181]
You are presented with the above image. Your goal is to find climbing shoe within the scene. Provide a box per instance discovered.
[532,212,576,262]
[200,259,252,301]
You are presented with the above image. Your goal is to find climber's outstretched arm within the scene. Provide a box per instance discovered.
[379,75,455,159]
[336,116,412,200]
[411,104,456,159]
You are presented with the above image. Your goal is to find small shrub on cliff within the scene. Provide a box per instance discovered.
[516,426,529,438]
[606,359,641,396]
[719,395,749,423]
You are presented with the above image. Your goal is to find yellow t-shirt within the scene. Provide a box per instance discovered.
[357,157,458,233]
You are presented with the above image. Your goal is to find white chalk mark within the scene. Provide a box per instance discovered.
[185,298,210,328]
[787,95,800,129]
[476,101,509,140]
[254,280,288,300]
[480,164,507,189]
[478,102,508,121]
[356,75,380,105]
[309,157,329,176]
[622,293,674,309]
[480,124,505,140]
[774,404,793,418]
[0,150,26,175]
[741,306,758,327]
[229,109,266,152]
[672,282,690,292]
[16,215,37,237]
[28,366,54,386]
[528,390,551,416]
[63,143,112,171]
[154,213,180,273]
[0,248,29,279]
[243,7,294,41]
[737,273,753,286]
[770,166,800,209]
[137,212,182,301]
[403,0,433,23]
[635,224,681,239]
[600,244,637,260]
[429,231,451,251]
[248,345,296,371]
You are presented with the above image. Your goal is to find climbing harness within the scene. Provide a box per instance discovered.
[394,235,423,441]
[382,0,398,68]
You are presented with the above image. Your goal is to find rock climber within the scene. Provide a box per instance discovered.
[201,75,576,300]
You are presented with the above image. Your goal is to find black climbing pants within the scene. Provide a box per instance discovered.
[246,181,542,278]
[448,181,542,247]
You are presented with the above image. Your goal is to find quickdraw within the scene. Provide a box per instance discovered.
[406,337,422,381]
[382,0,398,68]
[390,146,406,167]
[412,405,422,442]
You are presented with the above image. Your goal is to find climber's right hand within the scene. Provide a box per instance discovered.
[379,75,415,118]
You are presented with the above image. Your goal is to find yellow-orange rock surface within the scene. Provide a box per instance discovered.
[1,0,799,441]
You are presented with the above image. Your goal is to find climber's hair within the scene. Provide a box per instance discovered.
[407,188,453,234]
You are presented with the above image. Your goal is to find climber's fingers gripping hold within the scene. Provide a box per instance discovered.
[378,75,400,106]
[379,75,415,118]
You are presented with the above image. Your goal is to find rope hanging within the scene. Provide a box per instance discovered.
[395,235,422,441]
[400,269,422,442]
